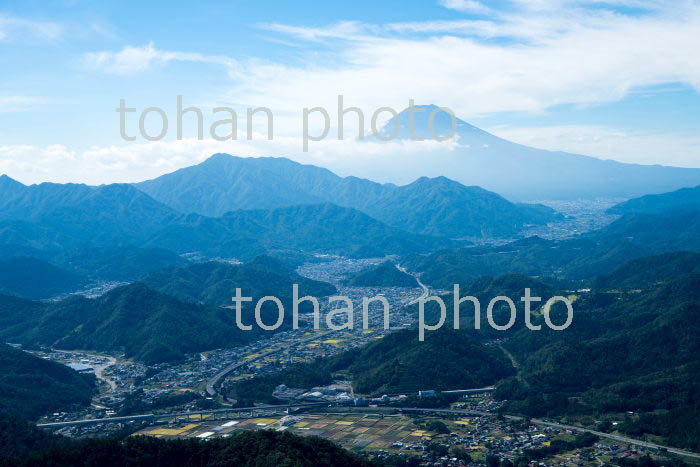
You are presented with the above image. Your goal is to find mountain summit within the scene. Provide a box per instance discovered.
[376,104,487,141]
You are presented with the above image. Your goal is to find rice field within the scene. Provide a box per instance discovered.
[134,413,474,452]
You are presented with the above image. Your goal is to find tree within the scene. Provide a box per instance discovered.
[426,420,450,434]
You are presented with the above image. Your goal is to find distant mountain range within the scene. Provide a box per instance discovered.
[137,153,559,238]
[0,157,560,269]
[324,105,700,200]
[0,178,449,261]
[608,184,700,215]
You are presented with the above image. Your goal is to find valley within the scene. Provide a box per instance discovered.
[2,155,700,467]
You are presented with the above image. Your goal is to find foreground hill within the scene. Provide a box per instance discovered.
[142,255,336,306]
[0,424,372,467]
[0,284,264,363]
[345,261,417,287]
[0,343,94,420]
[609,184,700,215]
[136,153,560,238]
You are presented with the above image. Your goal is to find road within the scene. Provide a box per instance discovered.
[37,403,325,429]
[207,264,428,398]
[205,331,333,397]
[51,350,117,392]
[396,264,430,305]
[392,407,700,460]
[526,418,700,460]
[93,356,118,391]
[39,403,700,460]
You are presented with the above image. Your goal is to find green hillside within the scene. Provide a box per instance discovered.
[53,246,187,281]
[0,424,371,467]
[609,184,700,215]
[407,209,700,289]
[594,251,700,289]
[0,257,85,300]
[234,328,515,401]
[497,272,700,450]
[136,154,560,239]
[0,284,264,364]
[329,328,515,395]
[0,344,94,420]
[142,255,336,306]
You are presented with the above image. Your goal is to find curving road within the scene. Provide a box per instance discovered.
[396,264,430,305]
[205,331,332,397]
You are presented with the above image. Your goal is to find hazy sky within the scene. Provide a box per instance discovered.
[1,0,699,184]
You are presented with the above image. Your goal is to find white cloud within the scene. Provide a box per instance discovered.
[0,15,63,42]
[0,96,45,113]
[9,0,699,182]
[0,135,460,185]
[439,0,492,14]
[261,21,372,42]
[84,42,238,75]
[509,0,668,12]
[237,3,700,127]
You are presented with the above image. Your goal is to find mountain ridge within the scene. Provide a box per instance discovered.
[136,153,560,238]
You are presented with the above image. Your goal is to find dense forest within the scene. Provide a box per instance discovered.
[0,344,94,420]
[0,257,86,300]
[142,255,336,306]
[494,271,700,449]
[233,328,514,401]
[0,283,263,363]
[326,328,515,395]
[406,208,700,287]
[345,261,417,287]
[0,416,374,467]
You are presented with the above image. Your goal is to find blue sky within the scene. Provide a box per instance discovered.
[0,0,699,184]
